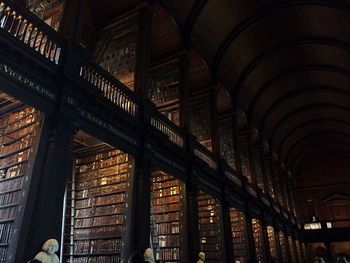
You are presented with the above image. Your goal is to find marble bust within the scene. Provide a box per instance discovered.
[197,252,205,263]
[34,239,59,263]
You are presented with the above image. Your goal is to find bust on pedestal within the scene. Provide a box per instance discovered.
[34,239,59,263]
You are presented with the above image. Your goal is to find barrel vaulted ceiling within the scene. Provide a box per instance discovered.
[159,0,350,177]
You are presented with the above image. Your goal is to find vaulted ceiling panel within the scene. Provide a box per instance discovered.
[162,0,350,177]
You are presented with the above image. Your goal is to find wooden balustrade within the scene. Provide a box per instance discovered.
[194,142,218,169]
[150,109,184,148]
[80,63,139,117]
[0,0,62,64]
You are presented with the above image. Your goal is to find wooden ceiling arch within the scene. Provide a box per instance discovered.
[277,119,350,157]
[292,144,350,176]
[246,65,350,123]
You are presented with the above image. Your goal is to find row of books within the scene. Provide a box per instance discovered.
[69,256,121,263]
[0,134,33,155]
[151,203,179,214]
[151,195,179,206]
[0,108,35,125]
[0,149,30,167]
[0,176,23,193]
[73,239,122,254]
[0,207,15,220]
[154,248,179,261]
[153,235,179,248]
[0,163,27,180]
[75,150,124,165]
[75,193,126,208]
[0,223,12,243]
[151,186,178,197]
[76,156,128,173]
[267,226,277,258]
[73,220,123,238]
[75,182,127,198]
[75,204,125,218]
[75,173,128,189]
[0,191,20,206]
[74,214,124,228]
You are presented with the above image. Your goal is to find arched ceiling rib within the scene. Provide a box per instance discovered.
[162,0,350,177]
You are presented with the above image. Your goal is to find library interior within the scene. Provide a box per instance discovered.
[0,0,349,262]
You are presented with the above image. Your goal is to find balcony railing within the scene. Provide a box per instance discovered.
[194,142,217,169]
[149,108,184,148]
[80,62,139,117]
[0,0,63,64]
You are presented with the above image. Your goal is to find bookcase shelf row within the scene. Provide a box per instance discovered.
[63,146,131,263]
[0,106,41,263]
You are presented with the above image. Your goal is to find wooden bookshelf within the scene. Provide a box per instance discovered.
[267,226,278,259]
[295,239,303,263]
[95,15,138,91]
[288,235,297,263]
[190,95,212,151]
[251,218,265,263]
[219,118,236,170]
[197,191,224,263]
[238,138,253,183]
[278,231,288,262]
[63,147,131,263]
[150,170,183,262]
[229,208,248,262]
[0,106,41,263]
[149,60,180,125]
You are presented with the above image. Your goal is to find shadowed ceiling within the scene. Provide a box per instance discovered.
[159,0,350,179]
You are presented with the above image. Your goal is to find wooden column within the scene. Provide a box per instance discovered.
[261,216,272,261]
[284,228,293,263]
[187,171,200,262]
[221,193,234,263]
[130,156,152,254]
[127,3,153,256]
[21,111,75,262]
[274,222,283,262]
[59,0,82,40]
[134,5,153,97]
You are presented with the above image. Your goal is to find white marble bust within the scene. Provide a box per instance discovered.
[34,239,59,263]
[197,252,205,263]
